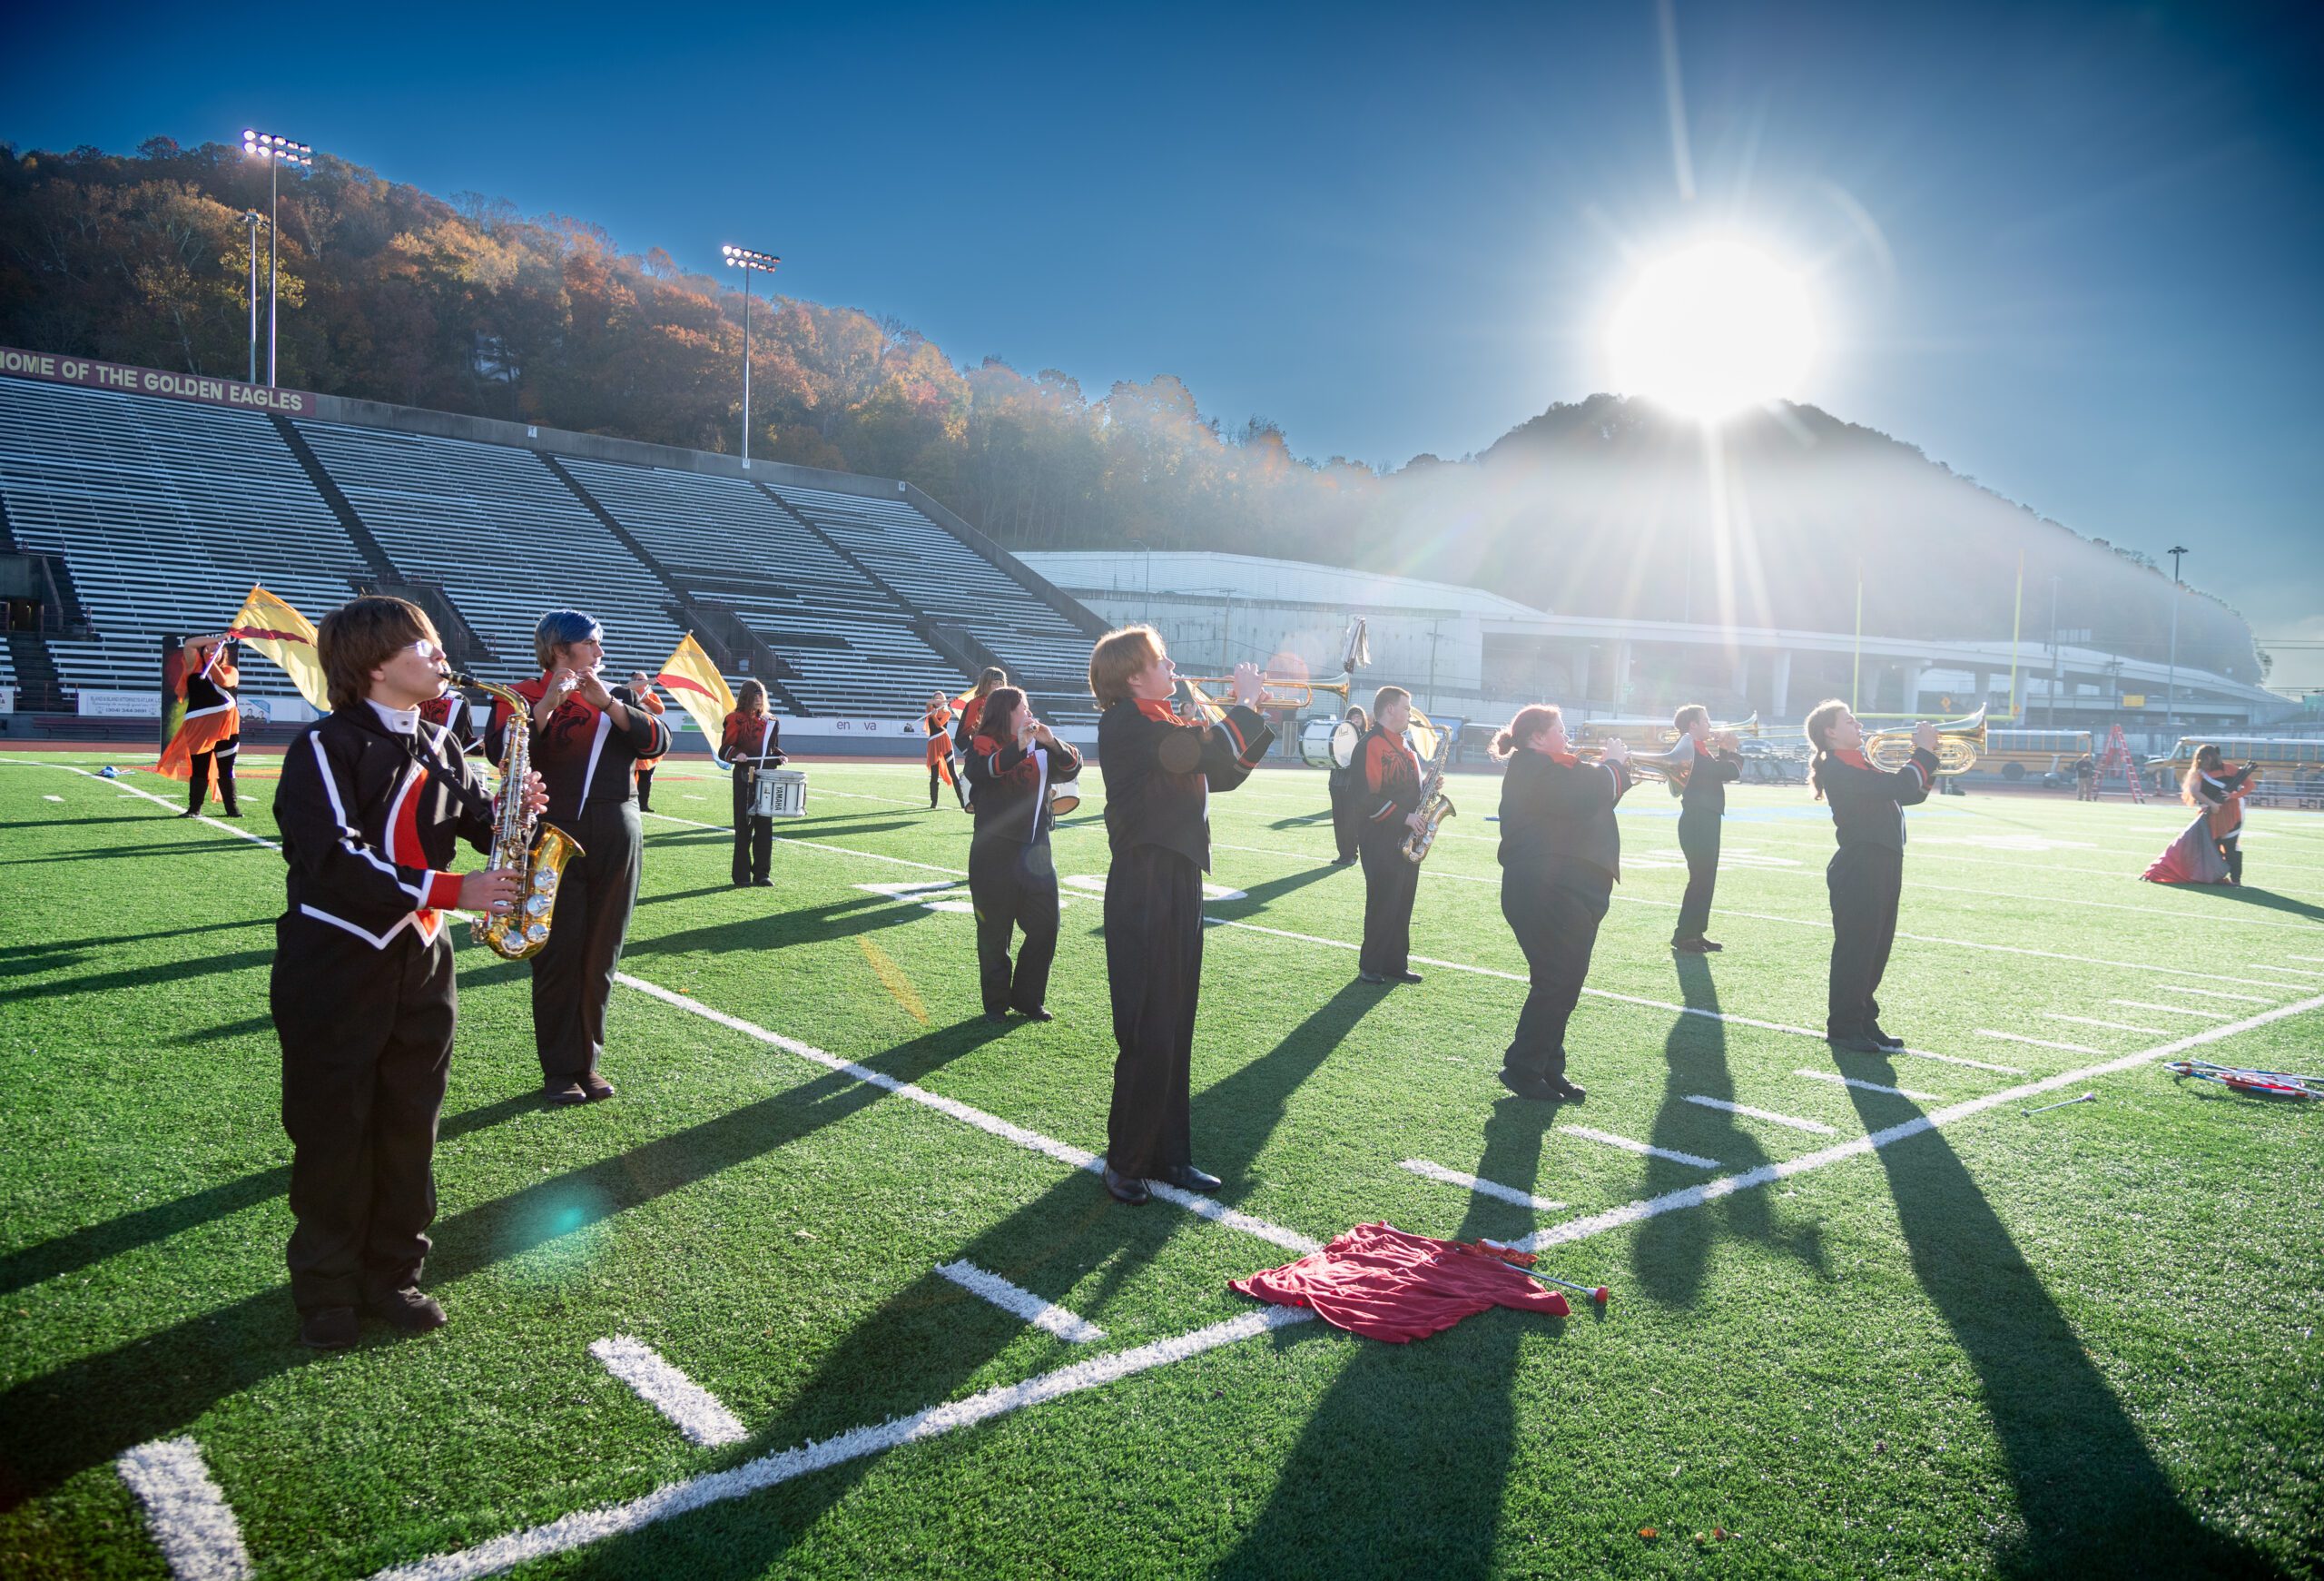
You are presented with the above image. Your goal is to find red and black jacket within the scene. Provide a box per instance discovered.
[1360,726,1423,834]
[965,732,1082,852]
[1816,749,1938,853]
[487,676,673,824]
[1495,746,1635,886]
[1097,699,1272,872]
[419,691,479,755]
[719,709,783,770]
[275,705,496,950]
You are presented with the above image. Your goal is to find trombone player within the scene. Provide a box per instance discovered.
[1669,705,1743,954]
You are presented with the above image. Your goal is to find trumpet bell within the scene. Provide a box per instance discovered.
[1866,707,1987,776]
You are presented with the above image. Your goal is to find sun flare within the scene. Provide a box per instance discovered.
[1608,240,1817,421]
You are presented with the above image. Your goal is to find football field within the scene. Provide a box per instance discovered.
[2,751,2319,1578]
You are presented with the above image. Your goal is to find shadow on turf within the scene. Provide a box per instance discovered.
[0,917,270,979]
[2192,884,2324,924]
[0,1016,1011,1508]
[1634,953,1827,1305]
[1191,982,1384,1184]
[623,890,950,960]
[1832,1072,2275,1576]
[0,839,271,866]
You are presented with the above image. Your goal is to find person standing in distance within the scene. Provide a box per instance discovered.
[1803,700,1938,1055]
[1668,704,1742,954]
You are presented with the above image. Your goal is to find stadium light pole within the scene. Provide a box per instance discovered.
[722,245,781,466]
[241,130,315,388]
[2044,574,2060,729]
[2165,544,2189,733]
[242,210,265,385]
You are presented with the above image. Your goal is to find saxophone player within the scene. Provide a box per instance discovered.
[271,597,544,1349]
[1356,687,1426,985]
[487,611,674,1105]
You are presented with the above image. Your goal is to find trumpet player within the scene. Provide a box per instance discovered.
[963,687,1080,1021]
[487,610,673,1105]
[1357,687,1426,985]
[1803,700,1938,1055]
[1491,705,1632,1102]
[1669,705,1743,954]
[271,597,545,1349]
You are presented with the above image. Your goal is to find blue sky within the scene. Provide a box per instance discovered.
[8,1,2320,687]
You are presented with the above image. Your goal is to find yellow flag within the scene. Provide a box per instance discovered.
[655,632,735,747]
[224,585,330,711]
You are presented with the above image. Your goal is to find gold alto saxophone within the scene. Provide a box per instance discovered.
[449,671,584,960]
[1402,724,1456,864]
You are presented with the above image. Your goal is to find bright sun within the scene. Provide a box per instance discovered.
[1607,240,1817,421]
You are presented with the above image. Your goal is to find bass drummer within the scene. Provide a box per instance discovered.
[719,679,783,888]
[1325,704,1369,866]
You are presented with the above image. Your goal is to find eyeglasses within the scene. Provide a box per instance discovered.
[404,638,442,661]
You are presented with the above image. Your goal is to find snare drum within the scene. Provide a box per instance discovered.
[759,766,807,818]
[1048,777,1081,816]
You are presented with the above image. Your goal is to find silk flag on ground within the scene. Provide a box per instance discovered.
[655,633,735,747]
[225,584,330,711]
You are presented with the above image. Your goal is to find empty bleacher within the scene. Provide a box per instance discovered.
[293,422,685,680]
[0,380,368,699]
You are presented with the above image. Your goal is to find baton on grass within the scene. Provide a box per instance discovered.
[2024,1092,2093,1115]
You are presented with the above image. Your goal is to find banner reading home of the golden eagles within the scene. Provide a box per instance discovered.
[655,633,736,747]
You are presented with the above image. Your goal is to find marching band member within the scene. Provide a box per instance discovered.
[417,686,479,756]
[1356,687,1425,985]
[1091,627,1271,1205]
[2139,745,2255,885]
[950,667,1006,811]
[1669,704,1742,954]
[1326,704,1369,866]
[1803,700,1939,1055]
[719,680,783,888]
[963,686,1081,1021]
[271,597,543,1348]
[921,690,960,810]
[487,610,673,1105]
[162,634,243,818]
[1491,705,1630,1102]
[627,671,668,812]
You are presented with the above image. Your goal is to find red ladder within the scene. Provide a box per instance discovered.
[2095,724,2146,803]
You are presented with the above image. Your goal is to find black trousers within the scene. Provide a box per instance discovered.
[929,763,945,807]
[188,735,241,815]
[970,837,1061,1014]
[635,766,655,811]
[1105,843,1204,1177]
[1673,805,1720,941]
[1358,825,1418,975]
[1826,844,1904,1038]
[1328,777,1362,862]
[532,800,643,1082]
[730,769,773,884]
[274,914,453,1313]
[1502,871,1610,1081]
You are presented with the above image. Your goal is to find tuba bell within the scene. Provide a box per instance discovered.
[1866,706,1987,776]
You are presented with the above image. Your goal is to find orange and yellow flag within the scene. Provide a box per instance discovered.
[225,585,330,711]
[655,633,736,747]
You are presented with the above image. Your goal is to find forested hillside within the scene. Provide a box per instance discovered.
[0,137,2262,678]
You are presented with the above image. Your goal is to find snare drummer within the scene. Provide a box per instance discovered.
[719,679,783,888]
[963,687,1080,1021]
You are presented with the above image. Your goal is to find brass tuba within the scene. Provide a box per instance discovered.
[1866,706,1987,776]
[449,671,585,960]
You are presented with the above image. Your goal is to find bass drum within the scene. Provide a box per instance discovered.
[1297,716,1343,770]
[1331,720,1361,769]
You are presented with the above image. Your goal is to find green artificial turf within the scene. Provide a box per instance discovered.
[1,750,2319,1579]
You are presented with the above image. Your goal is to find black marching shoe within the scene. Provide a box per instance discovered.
[366,1285,448,1334]
[1498,1069,1560,1102]
[543,1078,590,1105]
[985,1009,1011,1023]
[579,1072,616,1102]
[1102,1163,1150,1205]
[751,877,773,887]
[1868,1026,1906,1052]
[1671,936,1711,954]
[298,1306,360,1351]
[1357,971,1391,984]
[1157,1163,1222,1194]
[1698,938,1724,952]
[1547,1075,1588,1102]
[1827,1033,1885,1056]
[1393,971,1424,985]
[1017,1006,1054,1023]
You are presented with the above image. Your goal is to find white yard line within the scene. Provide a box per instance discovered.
[2112,999,2232,1022]
[1682,1095,1838,1135]
[589,1337,750,1448]
[1795,1069,1942,1102]
[2249,963,2324,978]
[1398,1158,1567,1212]
[2148,984,2276,1004]
[2043,1013,2170,1036]
[1559,1125,1721,1171]
[115,1437,253,1581]
[1873,1046,2025,1074]
[612,973,1318,1254]
[1976,1029,2102,1054]
[934,1261,1108,1343]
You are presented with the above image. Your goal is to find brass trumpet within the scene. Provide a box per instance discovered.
[1579,736,1700,787]
[1175,672,1358,711]
[1663,711,1760,746]
[1866,706,1987,776]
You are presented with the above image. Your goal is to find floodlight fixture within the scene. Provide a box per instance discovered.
[720,243,782,465]
[242,209,267,385]
[2164,545,2191,732]
[242,126,319,386]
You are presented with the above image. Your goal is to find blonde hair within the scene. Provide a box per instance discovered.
[1489,704,1561,761]
[1803,697,1850,801]
[1089,626,1166,709]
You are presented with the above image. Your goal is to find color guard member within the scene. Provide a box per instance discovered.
[963,686,1080,1021]
[627,671,668,812]
[162,635,243,818]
